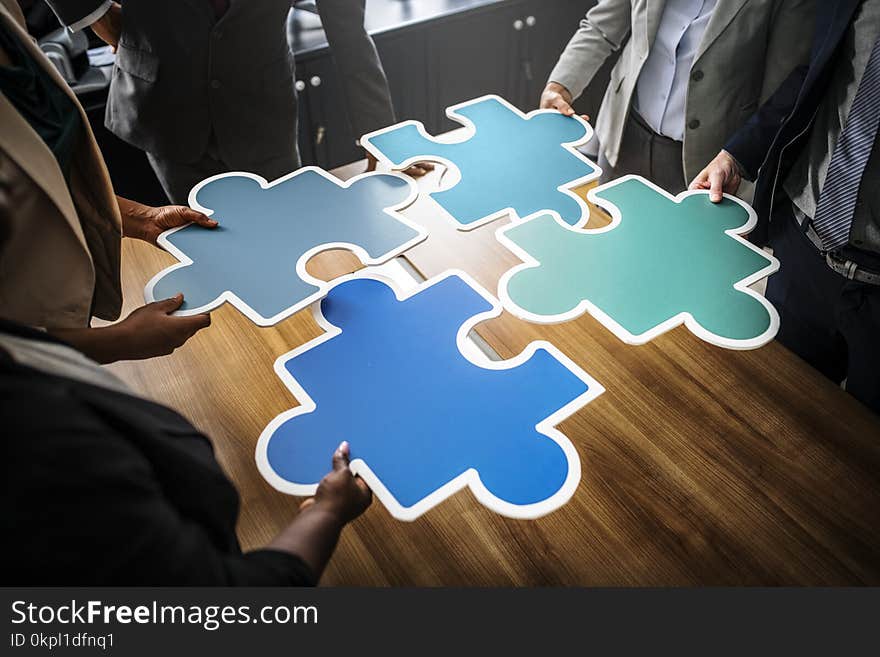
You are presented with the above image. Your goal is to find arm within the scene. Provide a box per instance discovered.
[688,63,808,201]
[50,294,211,363]
[315,0,395,138]
[48,197,218,363]
[316,0,434,176]
[5,389,370,585]
[541,0,633,113]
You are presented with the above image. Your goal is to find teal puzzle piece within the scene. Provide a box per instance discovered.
[497,176,780,349]
[361,95,599,230]
[145,167,425,326]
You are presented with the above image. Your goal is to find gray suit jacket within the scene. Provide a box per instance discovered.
[45,0,395,169]
[549,0,815,184]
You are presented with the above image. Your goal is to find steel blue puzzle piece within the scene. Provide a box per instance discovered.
[145,167,425,326]
[362,95,599,230]
[257,272,604,520]
[497,176,780,349]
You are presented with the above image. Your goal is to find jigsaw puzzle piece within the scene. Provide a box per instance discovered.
[146,168,424,325]
[258,273,602,519]
[499,176,779,348]
[362,95,598,229]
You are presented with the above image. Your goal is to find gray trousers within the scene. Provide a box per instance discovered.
[598,111,687,194]
[148,136,300,205]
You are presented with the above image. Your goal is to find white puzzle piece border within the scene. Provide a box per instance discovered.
[496,175,781,350]
[144,166,426,327]
[360,94,603,232]
[256,269,605,521]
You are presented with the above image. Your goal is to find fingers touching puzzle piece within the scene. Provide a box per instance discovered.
[362,95,600,230]
[497,175,780,349]
[145,167,425,326]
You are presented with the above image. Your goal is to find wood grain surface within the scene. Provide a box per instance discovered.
[105,160,880,585]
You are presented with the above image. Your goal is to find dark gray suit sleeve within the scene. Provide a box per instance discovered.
[316,0,396,139]
[43,0,109,28]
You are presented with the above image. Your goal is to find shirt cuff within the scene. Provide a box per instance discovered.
[67,1,113,34]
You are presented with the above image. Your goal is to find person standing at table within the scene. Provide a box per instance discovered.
[690,0,880,415]
[42,0,431,205]
[1,0,214,363]
[539,0,814,195]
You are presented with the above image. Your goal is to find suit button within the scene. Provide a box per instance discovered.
[691,69,704,81]
[210,79,221,89]
[688,119,701,130]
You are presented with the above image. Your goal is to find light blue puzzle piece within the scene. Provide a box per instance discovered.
[145,167,425,326]
[362,95,599,230]
[497,176,780,349]
[256,272,604,521]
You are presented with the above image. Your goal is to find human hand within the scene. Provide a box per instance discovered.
[91,1,122,53]
[110,295,210,360]
[119,196,218,246]
[365,151,435,178]
[540,81,590,122]
[299,441,372,524]
[688,149,742,203]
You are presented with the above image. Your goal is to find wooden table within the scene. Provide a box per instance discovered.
[107,160,880,585]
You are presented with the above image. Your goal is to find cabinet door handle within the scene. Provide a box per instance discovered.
[295,80,306,92]
[513,19,524,31]
[526,15,536,27]
[315,125,326,145]
[310,75,322,87]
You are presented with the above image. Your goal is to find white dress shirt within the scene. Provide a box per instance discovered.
[634,0,717,141]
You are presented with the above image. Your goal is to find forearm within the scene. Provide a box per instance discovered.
[548,0,632,101]
[267,503,346,580]
[724,64,808,180]
[317,0,396,135]
[49,325,128,364]
[116,195,150,239]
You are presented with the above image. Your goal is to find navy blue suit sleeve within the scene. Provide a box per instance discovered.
[723,63,809,181]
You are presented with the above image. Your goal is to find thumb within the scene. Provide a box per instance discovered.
[708,170,725,203]
[332,441,350,472]
[555,98,575,116]
[155,293,184,313]
[182,207,219,228]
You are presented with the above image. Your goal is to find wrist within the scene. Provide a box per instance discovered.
[118,196,154,241]
[305,500,348,528]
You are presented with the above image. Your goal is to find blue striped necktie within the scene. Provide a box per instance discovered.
[812,37,880,253]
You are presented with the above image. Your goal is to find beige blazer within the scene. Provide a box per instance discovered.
[0,0,122,329]
[549,0,816,184]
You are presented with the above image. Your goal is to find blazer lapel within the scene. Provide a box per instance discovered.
[644,0,668,51]
[693,0,750,63]
[0,6,90,252]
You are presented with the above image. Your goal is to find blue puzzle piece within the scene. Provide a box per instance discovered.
[256,272,604,520]
[145,167,425,325]
[362,95,599,230]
